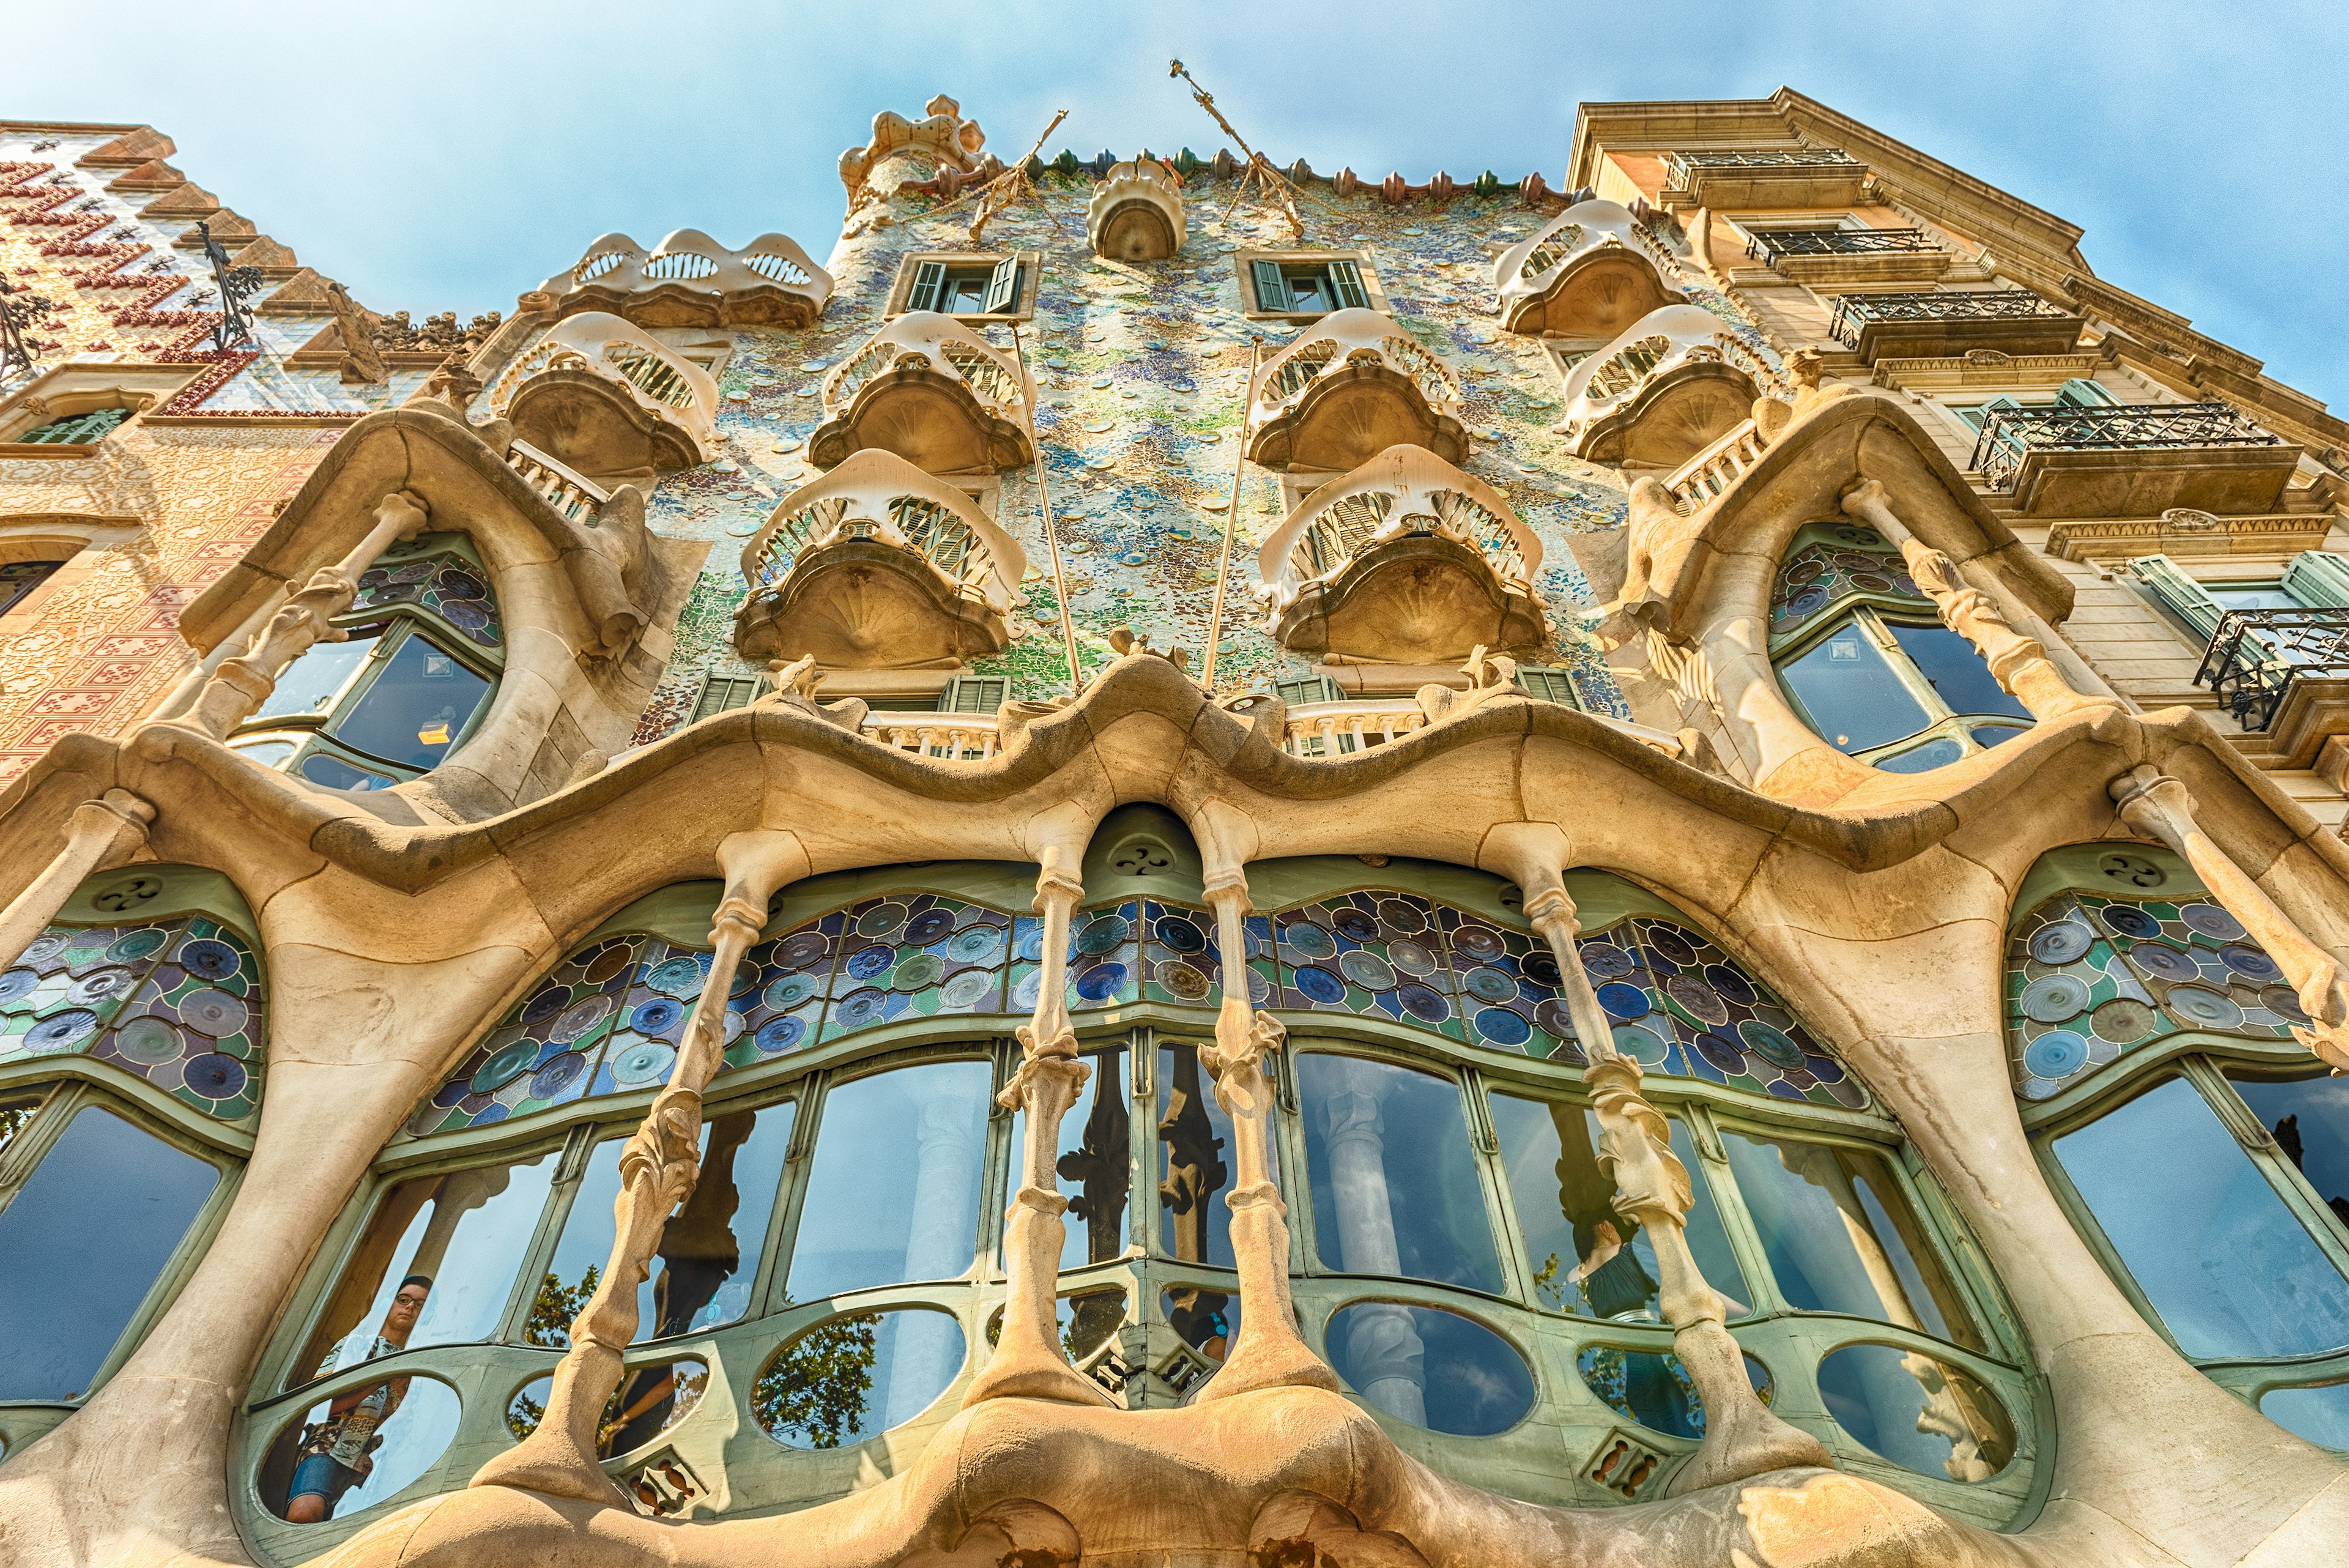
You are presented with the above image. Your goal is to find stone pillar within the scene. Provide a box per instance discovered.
[2112,764,2349,1072]
[1839,478,2106,723]
[474,829,807,1504]
[0,790,155,971]
[963,843,1115,1408]
[185,488,429,741]
[892,1087,986,1425]
[1316,1060,1427,1424]
[1194,863,1341,1402]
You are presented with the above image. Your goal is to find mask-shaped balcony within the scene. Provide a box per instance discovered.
[1555,305,1775,469]
[484,312,719,484]
[1088,159,1186,261]
[1256,443,1545,663]
[536,229,833,328]
[807,312,1036,475]
[733,448,1028,667]
[1491,199,1684,338]
[1245,310,1468,472]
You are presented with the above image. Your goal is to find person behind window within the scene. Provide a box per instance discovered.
[285,1276,431,1523]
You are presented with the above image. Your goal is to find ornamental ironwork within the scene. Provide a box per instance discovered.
[1970,401,2284,493]
[1663,147,1863,184]
[2193,607,2349,731]
[0,275,53,387]
[195,218,264,352]
[1827,289,2071,348]
[1743,228,1937,265]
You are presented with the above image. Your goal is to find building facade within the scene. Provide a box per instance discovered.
[2,86,2348,1568]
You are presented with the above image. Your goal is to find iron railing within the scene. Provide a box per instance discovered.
[1743,228,1937,265]
[2195,608,2349,731]
[1664,147,1863,185]
[1970,401,2284,492]
[1827,289,2070,348]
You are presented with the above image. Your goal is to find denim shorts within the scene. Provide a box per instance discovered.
[288,1452,361,1509]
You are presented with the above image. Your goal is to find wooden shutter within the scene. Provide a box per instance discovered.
[907,259,946,313]
[1274,674,1344,706]
[1328,258,1369,310]
[688,671,766,723]
[1515,665,1584,709]
[2057,377,2115,408]
[2282,551,2349,609]
[982,256,1020,314]
[938,674,1009,713]
[1251,259,1291,313]
[2129,555,2227,641]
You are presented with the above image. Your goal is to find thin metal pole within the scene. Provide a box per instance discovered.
[1009,321,1085,697]
[1202,336,1263,691]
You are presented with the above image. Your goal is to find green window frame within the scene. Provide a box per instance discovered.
[14,406,132,445]
[904,256,1023,318]
[1249,256,1371,316]
[688,670,767,722]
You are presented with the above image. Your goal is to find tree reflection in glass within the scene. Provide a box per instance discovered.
[754,1309,966,1447]
[507,1358,708,1457]
[2054,1077,2349,1358]
[1489,1092,1750,1322]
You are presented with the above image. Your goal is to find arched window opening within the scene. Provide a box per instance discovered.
[227,532,503,792]
[1770,521,2031,772]
[0,559,67,615]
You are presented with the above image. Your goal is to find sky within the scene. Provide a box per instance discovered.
[12,1,2346,410]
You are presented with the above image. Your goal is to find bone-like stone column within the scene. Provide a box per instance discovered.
[473,829,807,1504]
[963,843,1116,1407]
[2112,764,2349,1072]
[1840,478,2107,723]
[1316,1063,1428,1424]
[0,789,155,970]
[891,1090,985,1424]
[184,488,429,740]
[1504,830,1831,1495]
[1194,861,1341,1401]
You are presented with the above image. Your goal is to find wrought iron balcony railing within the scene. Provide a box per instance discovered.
[1969,402,2284,493]
[1827,289,2071,349]
[1664,147,1863,185]
[1743,228,1937,266]
[2194,607,2349,732]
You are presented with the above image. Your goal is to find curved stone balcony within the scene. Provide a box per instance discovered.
[1556,304,1776,469]
[733,448,1028,667]
[535,228,833,327]
[1087,158,1187,260]
[808,311,1036,475]
[485,311,719,482]
[1255,442,1545,663]
[1245,308,1468,472]
[1491,199,1685,338]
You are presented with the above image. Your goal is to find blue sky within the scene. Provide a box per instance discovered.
[15,1,2345,410]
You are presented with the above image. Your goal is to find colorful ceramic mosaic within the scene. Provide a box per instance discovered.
[1767,526,1918,640]
[2005,893,2301,1099]
[352,545,503,650]
[0,916,267,1123]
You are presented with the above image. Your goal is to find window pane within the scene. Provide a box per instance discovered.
[1285,271,1328,312]
[0,1105,219,1400]
[296,1153,557,1378]
[2228,1071,2349,1239]
[1817,1343,2015,1482]
[330,634,490,770]
[754,1308,966,1446]
[536,1105,793,1346]
[786,1061,989,1302]
[1778,620,1933,753]
[1884,622,2031,721]
[1720,1129,1981,1350]
[2206,585,2299,612]
[2054,1077,2349,1358]
[1011,1047,1127,1274]
[1297,1054,1503,1293]
[299,752,398,792]
[1490,1092,1750,1320]
[254,634,379,721]
[1159,1043,1271,1269]
[2262,1382,2349,1449]
[1325,1300,1534,1435]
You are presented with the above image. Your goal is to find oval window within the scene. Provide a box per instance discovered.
[259,1373,462,1522]
[507,1356,707,1458]
[1324,1301,1534,1436]
[1817,1343,2015,1482]
[1576,1345,1773,1440]
[755,1308,966,1448]
[2259,1381,2349,1451]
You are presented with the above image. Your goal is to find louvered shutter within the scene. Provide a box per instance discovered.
[2282,551,2349,609]
[2057,377,2116,408]
[1328,258,1368,310]
[938,675,1009,713]
[1515,665,1584,709]
[982,256,1020,314]
[2129,555,2227,642]
[689,671,766,723]
[907,260,946,312]
[1251,260,1291,313]
[1274,674,1344,705]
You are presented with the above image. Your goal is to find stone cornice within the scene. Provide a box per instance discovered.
[2042,511,2338,563]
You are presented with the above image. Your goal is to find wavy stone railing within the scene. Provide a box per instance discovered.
[1664,418,1772,512]
[535,228,833,327]
[1086,158,1186,261]
[486,311,720,473]
[1247,308,1468,470]
[809,311,1036,474]
[1556,305,1779,467]
[502,438,609,525]
[1491,198,1683,335]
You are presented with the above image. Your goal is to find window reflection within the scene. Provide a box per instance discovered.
[0,1104,220,1401]
[1157,1043,1253,1270]
[1490,1092,1750,1321]
[1719,1129,1981,1350]
[2054,1077,2349,1358]
[2227,1071,2349,1237]
[332,632,491,771]
[1324,1300,1534,1435]
[1297,1054,1504,1293]
[261,1373,462,1522]
[1816,1343,2014,1482]
[754,1309,966,1447]
[1778,620,1931,753]
[297,1153,557,1378]
[786,1061,989,1301]
[507,1357,707,1458]
[1160,1287,1241,1378]
[1009,1047,1127,1274]
[1883,622,2030,723]
[536,1105,792,1347]
[1577,1345,1775,1441]
[2260,1381,2349,1450]
[255,634,379,721]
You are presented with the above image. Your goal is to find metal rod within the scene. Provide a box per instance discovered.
[1009,322,1085,697]
[1202,336,1264,691]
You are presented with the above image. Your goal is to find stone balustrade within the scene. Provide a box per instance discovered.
[1665,418,1770,512]
[1246,308,1468,470]
[486,311,719,477]
[1555,304,1778,467]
